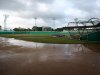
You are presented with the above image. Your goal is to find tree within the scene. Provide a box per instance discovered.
[32,26,37,31]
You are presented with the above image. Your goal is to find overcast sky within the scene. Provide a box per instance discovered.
[0,0,100,29]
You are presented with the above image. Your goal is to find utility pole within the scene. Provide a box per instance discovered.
[4,14,9,31]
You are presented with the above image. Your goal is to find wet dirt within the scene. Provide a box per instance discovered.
[0,37,100,75]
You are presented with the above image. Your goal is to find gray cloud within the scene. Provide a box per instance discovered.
[0,0,100,28]
[70,0,100,18]
[32,0,54,3]
[0,0,26,11]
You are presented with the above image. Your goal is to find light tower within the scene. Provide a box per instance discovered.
[74,18,78,22]
[74,18,79,28]
[34,17,37,26]
[52,17,56,30]
[34,17,37,31]
[4,14,9,31]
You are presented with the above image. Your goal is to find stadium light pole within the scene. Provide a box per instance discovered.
[52,17,56,31]
[34,17,37,31]
[4,14,9,31]
[74,18,78,23]
[34,17,37,26]
[74,18,79,29]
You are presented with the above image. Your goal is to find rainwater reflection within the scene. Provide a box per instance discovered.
[0,37,100,75]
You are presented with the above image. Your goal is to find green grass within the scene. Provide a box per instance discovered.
[0,34,83,44]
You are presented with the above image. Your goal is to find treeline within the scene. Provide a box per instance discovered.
[13,26,70,31]
[13,26,53,31]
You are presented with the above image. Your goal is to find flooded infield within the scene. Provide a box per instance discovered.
[0,37,100,75]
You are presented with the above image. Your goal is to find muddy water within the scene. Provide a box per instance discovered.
[0,37,100,75]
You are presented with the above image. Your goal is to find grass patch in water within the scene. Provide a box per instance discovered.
[0,34,84,44]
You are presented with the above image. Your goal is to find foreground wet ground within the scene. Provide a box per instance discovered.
[0,37,100,75]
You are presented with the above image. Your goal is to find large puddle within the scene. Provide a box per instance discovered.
[0,37,100,75]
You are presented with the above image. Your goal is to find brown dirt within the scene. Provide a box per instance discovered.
[0,38,100,75]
